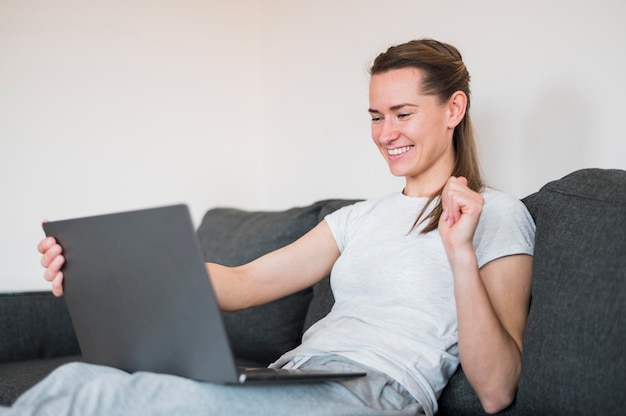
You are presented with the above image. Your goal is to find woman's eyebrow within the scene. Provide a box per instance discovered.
[368,103,418,113]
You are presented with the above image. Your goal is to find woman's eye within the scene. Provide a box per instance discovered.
[370,116,383,123]
[397,113,411,120]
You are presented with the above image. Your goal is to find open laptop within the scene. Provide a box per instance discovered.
[43,204,365,384]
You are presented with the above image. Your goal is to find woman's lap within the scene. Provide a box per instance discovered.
[2,359,424,416]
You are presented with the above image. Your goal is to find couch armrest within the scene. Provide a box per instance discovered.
[0,291,80,364]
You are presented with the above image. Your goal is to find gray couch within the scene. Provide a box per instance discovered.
[1,168,624,415]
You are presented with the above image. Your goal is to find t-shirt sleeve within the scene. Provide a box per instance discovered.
[323,201,365,253]
[473,190,536,268]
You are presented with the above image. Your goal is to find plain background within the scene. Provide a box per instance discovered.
[1,0,625,292]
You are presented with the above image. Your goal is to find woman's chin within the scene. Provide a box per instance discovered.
[387,164,411,178]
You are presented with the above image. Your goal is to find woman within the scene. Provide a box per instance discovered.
[23,39,534,416]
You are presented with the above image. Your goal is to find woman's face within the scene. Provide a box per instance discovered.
[369,67,457,197]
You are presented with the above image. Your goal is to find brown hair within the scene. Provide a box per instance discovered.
[370,39,484,233]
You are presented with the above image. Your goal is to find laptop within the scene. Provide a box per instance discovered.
[43,204,365,384]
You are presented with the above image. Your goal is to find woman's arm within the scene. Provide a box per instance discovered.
[39,219,341,308]
[450,252,532,413]
[207,220,341,312]
[439,177,533,414]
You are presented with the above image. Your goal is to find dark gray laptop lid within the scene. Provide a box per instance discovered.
[43,204,240,383]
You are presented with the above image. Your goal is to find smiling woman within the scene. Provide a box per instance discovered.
[368,39,483,234]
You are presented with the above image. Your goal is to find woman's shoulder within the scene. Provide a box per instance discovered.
[478,187,535,231]
[481,187,529,213]
[473,187,536,265]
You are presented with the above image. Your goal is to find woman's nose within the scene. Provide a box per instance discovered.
[378,119,399,144]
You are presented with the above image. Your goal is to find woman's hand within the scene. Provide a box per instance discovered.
[37,235,65,297]
[438,176,484,256]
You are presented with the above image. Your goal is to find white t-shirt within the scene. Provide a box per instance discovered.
[273,189,535,414]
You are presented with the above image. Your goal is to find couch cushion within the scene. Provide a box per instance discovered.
[518,168,626,415]
[0,292,80,364]
[0,291,81,405]
[197,201,332,364]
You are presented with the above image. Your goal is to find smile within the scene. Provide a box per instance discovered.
[387,145,414,156]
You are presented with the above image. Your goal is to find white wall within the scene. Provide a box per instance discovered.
[1,0,625,292]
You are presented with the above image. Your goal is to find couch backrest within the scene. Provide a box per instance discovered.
[196,199,358,365]
[517,168,626,415]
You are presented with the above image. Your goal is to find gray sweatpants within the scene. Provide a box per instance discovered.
[1,356,426,416]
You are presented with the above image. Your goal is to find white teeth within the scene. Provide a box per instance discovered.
[388,146,413,156]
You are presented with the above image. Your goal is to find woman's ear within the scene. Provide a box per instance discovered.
[447,91,468,128]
